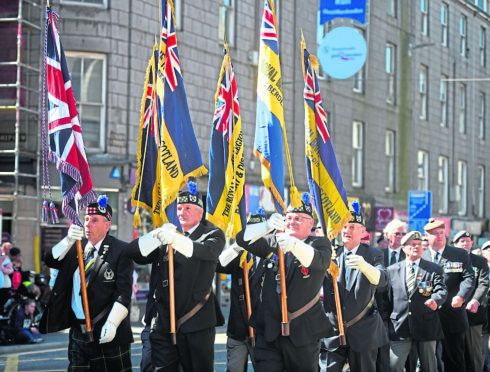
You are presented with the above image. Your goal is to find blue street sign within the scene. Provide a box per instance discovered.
[408,191,432,232]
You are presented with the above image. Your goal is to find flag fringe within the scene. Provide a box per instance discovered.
[326,208,351,242]
[327,260,339,278]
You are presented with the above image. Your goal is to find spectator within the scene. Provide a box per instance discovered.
[0,242,14,311]
[10,298,43,344]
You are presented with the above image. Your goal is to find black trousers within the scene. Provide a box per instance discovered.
[253,334,320,372]
[150,323,215,372]
[325,344,378,372]
[439,330,465,372]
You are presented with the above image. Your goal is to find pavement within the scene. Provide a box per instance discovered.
[0,299,230,356]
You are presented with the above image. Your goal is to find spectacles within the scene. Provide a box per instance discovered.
[394,232,406,236]
[286,215,312,223]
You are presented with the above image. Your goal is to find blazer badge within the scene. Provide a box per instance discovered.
[104,268,115,281]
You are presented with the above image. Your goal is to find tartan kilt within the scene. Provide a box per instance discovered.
[68,326,132,372]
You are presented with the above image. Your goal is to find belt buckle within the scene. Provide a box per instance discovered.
[80,324,87,334]
[238,295,245,301]
[275,274,281,281]
[162,280,169,287]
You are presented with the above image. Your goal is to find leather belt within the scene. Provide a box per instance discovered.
[176,289,212,330]
[77,304,112,333]
[288,294,320,322]
[344,292,376,328]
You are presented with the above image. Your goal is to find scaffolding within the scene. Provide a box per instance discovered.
[0,0,43,246]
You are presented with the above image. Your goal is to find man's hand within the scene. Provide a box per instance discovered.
[267,213,285,231]
[99,302,128,344]
[67,225,84,242]
[276,233,314,267]
[424,298,437,311]
[466,299,479,313]
[451,295,464,308]
[152,223,178,245]
[345,254,381,285]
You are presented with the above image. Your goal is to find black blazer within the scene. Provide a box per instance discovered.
[467,252,489,326]
[235,231,332,347]
[383,248,406,267]
[40,235,134,345]
[128,222,225,334]
[216,253,266,341]
[422,245,475,334]
[323,244,389,352]
[387,258,447,341]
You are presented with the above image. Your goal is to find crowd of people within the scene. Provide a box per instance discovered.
[31,184,490,371]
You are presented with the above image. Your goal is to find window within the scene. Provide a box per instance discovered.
[438,156,448,214]
[219,0,235,46]
[66,53,106,151]
[385,130,395,192]
[457,160,467,216]
[460,15,467,57]
[441,3,448,47]
[316,11,328,79]
[421,0,429,35]
[387,0,397,17]
[417,150,429,190]
[458,83,466,134]
[479,92,486,139]
[440,75,448,127]
[61,0,106,5]
[419,65,428,120]
[352,121,364,187]
[386,43,396,104]
[353,28,366,93]
[174,0,183,30]
[477,166,485,218]
[480,27,486,67]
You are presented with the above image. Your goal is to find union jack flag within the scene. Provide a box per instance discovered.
[159,0,181,91]
[260,0,279,53]
[304,61,330,143]
[207,45,246,238]
[45,7,96,225]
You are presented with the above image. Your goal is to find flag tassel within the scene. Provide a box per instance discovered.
[42,201,49,223]
[50,202,60,224]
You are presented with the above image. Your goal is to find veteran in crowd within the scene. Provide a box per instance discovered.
[387,231,447,372]
[422,218,475,371]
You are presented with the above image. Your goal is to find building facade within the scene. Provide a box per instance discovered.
[0,0,489,272]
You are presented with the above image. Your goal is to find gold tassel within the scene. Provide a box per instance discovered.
[289,186,302,209]
[310,54,320,73]
[327,260,340,278]
[133,209,141,227]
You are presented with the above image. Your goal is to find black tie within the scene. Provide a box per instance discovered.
[390,250,397,266]
[184,231,190,237]
[434,252,440,263]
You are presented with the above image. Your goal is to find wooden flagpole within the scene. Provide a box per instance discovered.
[76,240,93,342]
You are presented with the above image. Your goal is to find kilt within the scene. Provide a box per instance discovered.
[68,326,132,372]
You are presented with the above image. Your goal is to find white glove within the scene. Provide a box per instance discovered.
[138,229,164,257]
[152,223,178,245]
[219,243,244,266]
[345,254,381,285]
[99,302,128,344]
[164,231,194,258]
[267,213,285,231]
[52,225,84,260]
[276,233,314,267]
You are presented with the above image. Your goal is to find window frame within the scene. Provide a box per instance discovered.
[385,130,396,193]
[458,83,467,134]
[438,156,448,214]
[477,165,485,218]
[421,0,429,36]
[457,160,467,216]
[218,0,236,47]
[479,92,486,139]
[419,65,428,120]
[417,150,429,191]
[440,75,448,127]
[480,27,486,68]
[65,51,107,153]
[386,43,396,104]
[60,0,107,7]
[460,15,467,57]
[352,121,364,188]
[441,3,449,47]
